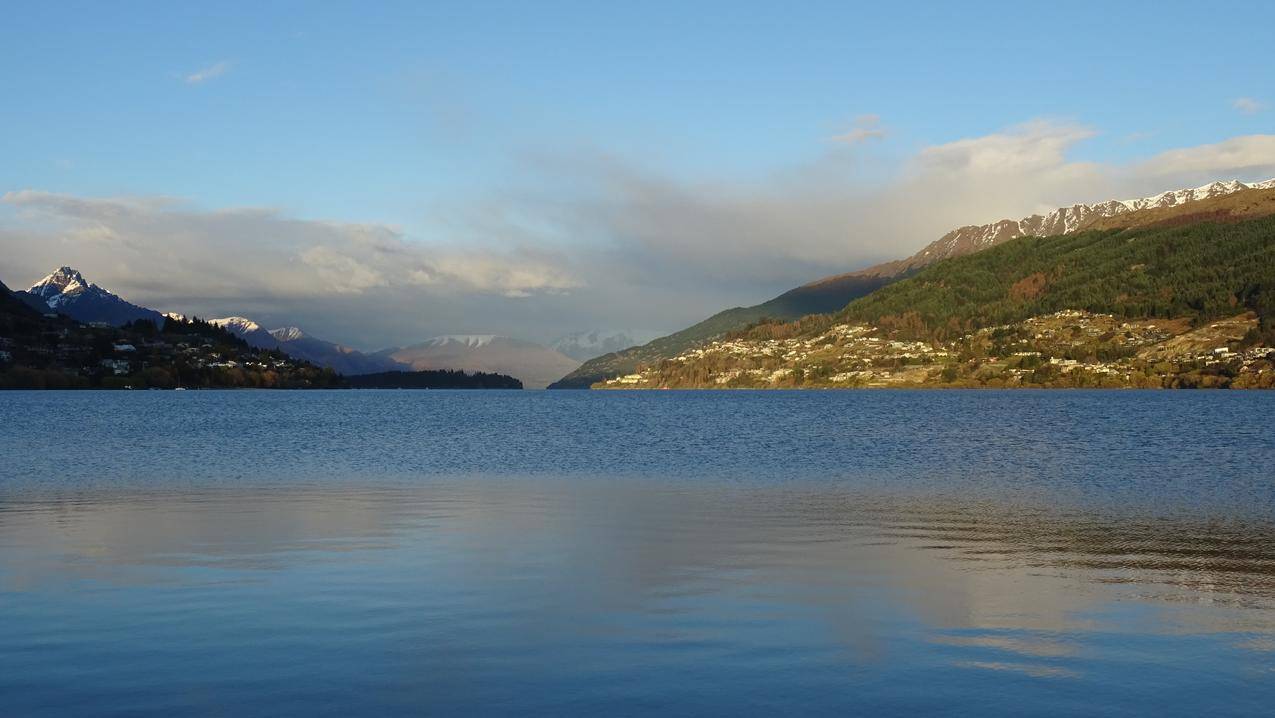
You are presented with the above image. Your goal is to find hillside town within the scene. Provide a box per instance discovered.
[0,310,342,389]
[600,310,1275,390]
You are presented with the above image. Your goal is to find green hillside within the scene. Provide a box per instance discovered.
[824,213,1275,344]
[612,211,1275,390]
[548,272,894,388]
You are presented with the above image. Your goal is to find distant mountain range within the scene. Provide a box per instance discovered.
[205,322,580,388]
[6,267,580,387]
[384,335,579,390]
[549,329,659,362]
[206,317,402,375]
[549,177,1275,388]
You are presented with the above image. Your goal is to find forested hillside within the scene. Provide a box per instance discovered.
[828,212,1275,345]
[605,207,1275,390]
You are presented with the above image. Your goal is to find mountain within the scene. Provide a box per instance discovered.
[551,177,1275,389]
[9,285,52,314]
[846,178,1275,280]
[606,186,1275,390]
[269,326,306,342]
[550,330,661,362]
[201,316,575,383]
[548,274,895,388]
[19,267,165,327]
[387,335,580,389]
[209,317,277,347]
[1,283,342,390]
[209,317,403,375]
[1,278,39,316]
[276,334,403,375]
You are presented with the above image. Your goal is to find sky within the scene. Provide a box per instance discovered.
[2,1,1274,350]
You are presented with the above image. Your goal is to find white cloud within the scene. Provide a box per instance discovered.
[913,120,1096,176]
[1134,135,1275,181]
[457,122,1275,304]
[830,114,887,145]
[1233,97,1266,115]
[184,61,231,85]
[5,123,1275,348]
[0,191,578,304]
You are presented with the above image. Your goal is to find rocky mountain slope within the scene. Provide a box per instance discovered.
[18,267,165,326]
[601,188,1275,390]
[553,177,1275,389]
[852,178,1275,279]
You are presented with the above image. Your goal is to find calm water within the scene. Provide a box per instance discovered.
[2,390,1274,716]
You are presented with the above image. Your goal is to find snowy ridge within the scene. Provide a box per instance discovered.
[29,266,95,308]
[209,316,263,334]
[917,178,1275,266]
[269,326,306,342]
[423,334,498,348]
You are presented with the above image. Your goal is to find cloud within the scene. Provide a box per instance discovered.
[5,123,1275,349]
[913,120,1096,175]
[450,122,1275,309]
[0,192,578,304]
[1233,97,1266,115]
[830,114,887,145]
[1134,135,1275,181]
[183,61,231,85]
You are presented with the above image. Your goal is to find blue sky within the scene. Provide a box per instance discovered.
[2,1,1274,347]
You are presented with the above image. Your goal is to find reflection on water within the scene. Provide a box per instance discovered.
[4,482,1275,716]
[1,390,1274,716]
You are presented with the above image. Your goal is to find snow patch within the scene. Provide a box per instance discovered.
[209,316,263,335]
[269,326,306,342]
[424,334,498,348]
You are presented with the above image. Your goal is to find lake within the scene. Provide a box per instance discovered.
[2,390,1274,716]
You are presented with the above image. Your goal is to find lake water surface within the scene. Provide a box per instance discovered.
[2,390,1274,716]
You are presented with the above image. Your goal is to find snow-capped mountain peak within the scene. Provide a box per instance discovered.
[209,316,263,334]
[21,266,164,327]
[30,266,95,306]
[269,326,306,342]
